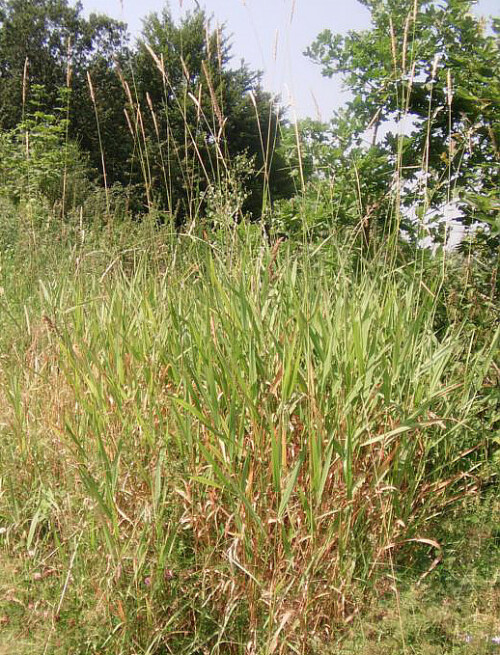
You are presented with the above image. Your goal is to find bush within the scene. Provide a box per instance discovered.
[0,86,90,211]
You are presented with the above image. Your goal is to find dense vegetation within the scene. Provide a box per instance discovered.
[0,0,498,653]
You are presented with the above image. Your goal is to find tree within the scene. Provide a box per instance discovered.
[0,0,78,127]
[0,1,293,221]
[131,6,293,221]
[307,0,500,253]
[273,116,394,245]
[0,0,132,187]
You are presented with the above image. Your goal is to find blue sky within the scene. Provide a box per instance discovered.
[82,0,499,120]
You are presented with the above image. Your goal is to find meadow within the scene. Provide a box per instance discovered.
[0,202,498,653]
[0,0,499,652]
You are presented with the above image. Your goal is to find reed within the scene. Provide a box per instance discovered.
[0,216,497,652]
[0,3,498,652]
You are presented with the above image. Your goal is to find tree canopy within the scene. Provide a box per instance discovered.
[307,0,500,252]
[0,0,293,219]
[131,6,293,219]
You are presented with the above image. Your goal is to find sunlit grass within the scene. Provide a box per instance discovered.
[0,216,497,653]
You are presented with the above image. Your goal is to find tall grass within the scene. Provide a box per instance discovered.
[0,4,498,652]
[0,216,497,653]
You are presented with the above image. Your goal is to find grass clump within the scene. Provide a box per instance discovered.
[0,212,498,653]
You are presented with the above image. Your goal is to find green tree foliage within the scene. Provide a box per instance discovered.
[307,0,500,253]
[0,0,131,188]
[0,1,293,221]
[0,0,78,127]
[275,116,393,246]
[0,85,88,207]
[131,6,293,220]
[69,12,132,187]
